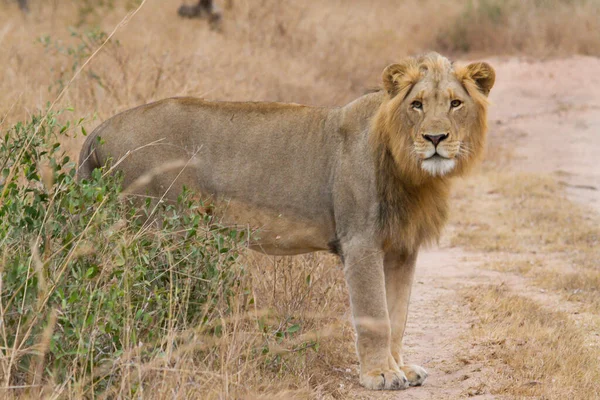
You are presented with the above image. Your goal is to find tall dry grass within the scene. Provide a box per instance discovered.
[3,0,598,142]
[437,0,600,56]
[1,0,600,398]
[1,0,456,131]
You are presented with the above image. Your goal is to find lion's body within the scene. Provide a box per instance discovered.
[79,92,442,255]
[80,97,343,254]
[78,53,494,391]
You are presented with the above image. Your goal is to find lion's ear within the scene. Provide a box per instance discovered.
[462,62,495,96]
[382,61,417,97]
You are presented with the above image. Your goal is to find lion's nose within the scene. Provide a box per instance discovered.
[423,134,448,147]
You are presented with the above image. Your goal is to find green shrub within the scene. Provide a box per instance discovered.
[0,109,246,395]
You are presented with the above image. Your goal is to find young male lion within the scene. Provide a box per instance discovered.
[78,52,494,390]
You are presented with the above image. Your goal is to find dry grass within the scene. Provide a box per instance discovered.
[108,253,358,400]
[437,0,600,55]
[450,172,600,308]
[1,0,600,398]
[0,0,457,132]
[448,146,600,396]
[3,0,599,139]
[464,285,600,399]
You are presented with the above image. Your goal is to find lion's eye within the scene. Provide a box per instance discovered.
[451,99,462,108]
[411,101,423,110]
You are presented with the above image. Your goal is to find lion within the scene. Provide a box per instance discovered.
[78,52,495,390]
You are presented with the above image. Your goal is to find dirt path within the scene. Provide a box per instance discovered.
[349,56,600,399]
[488,56,600,212]
[384,248,498,400]
[346,247,493,399]
[349,247,507,399]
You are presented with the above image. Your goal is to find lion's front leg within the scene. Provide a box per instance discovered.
[384,250,428,387]
[343,242,409,390]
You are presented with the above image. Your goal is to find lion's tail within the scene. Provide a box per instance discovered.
[77,125,103,182]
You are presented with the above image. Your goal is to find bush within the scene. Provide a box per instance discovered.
[0,109,246,395]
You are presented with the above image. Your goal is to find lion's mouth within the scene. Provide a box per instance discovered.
[425,153,449,161]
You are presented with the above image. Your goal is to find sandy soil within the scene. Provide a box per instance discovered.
[346,56,600,399]
[489,56,600,213]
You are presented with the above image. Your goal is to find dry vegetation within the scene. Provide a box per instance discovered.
[4,0,599,133]
[464,285,600,399]
[437,0,600,55]
[1,0,600,398]
[448,169,600,398]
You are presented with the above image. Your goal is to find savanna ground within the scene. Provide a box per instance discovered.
[1,0,599,398]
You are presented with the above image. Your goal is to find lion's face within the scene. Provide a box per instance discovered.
[404,74,477,176]
[378,53,495,179]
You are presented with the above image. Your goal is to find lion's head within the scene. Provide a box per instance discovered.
[373,52,495,181]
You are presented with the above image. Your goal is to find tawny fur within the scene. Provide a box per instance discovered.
[371,53,494,252]
[78,52,495,391]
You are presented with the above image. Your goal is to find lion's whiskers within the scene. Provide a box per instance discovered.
[457,143,474,159]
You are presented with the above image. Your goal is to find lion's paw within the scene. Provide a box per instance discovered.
[400,364,428,387]
[360,369,409,390]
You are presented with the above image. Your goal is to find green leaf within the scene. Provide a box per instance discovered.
[115,255,126,266]
[85,266,99,279]
[286,324,300,334]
